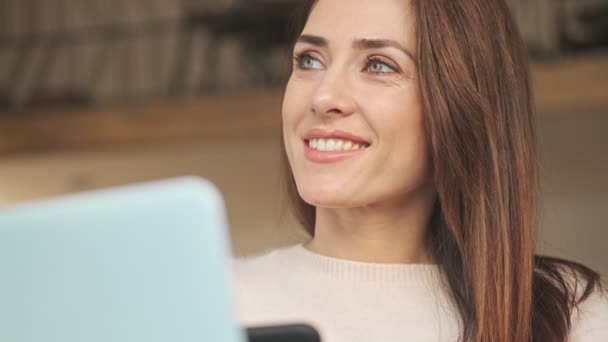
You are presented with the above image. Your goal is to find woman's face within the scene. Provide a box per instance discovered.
[282,0,431,209]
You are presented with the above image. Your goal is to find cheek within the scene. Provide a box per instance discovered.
[380,116,428,169]
[281,78,309,168]
[369,87,430,185]
[368,85,425,149]
[281,77,307,131]
[368,122,430,204]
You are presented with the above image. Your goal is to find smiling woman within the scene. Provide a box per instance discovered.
[233,1,608,342]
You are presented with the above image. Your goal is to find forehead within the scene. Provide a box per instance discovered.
[302,0,415,47]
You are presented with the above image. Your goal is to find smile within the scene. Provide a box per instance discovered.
[301,128,371,163]
[303,138,370,164]
[307,138,368,151]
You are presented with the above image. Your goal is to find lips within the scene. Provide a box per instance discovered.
[302,128,370,163]
[303,128,371,146]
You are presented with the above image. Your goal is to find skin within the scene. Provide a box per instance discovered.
[282,0,436,263]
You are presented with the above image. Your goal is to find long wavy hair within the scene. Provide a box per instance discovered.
[282,1,603,341]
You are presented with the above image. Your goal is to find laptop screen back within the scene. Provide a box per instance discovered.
[0,177,245,342]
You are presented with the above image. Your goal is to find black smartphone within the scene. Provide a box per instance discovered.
[246,323,321,342]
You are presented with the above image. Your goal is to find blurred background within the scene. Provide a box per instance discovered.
[0,0,607,274]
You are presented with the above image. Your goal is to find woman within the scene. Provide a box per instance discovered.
[234,0,608,341]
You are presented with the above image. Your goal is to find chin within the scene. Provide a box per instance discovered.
[297,183,361,209]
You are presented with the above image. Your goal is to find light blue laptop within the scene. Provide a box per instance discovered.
[0,177,246,342]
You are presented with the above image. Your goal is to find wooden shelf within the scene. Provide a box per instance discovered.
[532,55,608,114]
[0,90,283,156]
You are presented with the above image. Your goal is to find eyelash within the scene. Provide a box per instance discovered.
[293,52,398,74]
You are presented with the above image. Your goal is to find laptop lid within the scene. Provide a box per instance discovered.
[0,177,246,342]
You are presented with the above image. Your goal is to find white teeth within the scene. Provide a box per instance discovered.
[317,139,326,151]
[326,139,336,151]
[307,138,367,151]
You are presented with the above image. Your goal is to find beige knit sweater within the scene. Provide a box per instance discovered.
[232,244,608,342]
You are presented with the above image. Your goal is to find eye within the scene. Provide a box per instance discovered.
[366,58,396,74]
[294,53,324,70]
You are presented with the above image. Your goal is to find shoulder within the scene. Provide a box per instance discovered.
[231,247,284,290]
[230,245,304,325]
[232,245,298,280]
[231,244,307,298]
[569,280,608,341]
[232,249,278,275]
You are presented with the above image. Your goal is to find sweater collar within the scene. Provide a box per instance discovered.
[276,244,444,286]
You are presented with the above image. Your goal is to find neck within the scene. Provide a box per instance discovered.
[306,187,435,264]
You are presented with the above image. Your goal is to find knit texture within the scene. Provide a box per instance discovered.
[232,244,608,342]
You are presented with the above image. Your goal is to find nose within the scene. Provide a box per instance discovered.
[311,68,357,118]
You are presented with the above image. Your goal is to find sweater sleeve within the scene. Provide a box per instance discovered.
[569,287,608,341]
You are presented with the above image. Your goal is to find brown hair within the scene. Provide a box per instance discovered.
[283,1,603,341]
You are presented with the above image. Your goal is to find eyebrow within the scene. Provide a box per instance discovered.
[296,34,417,64]
[297,34,329,47]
